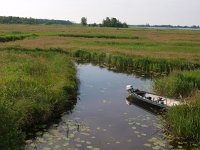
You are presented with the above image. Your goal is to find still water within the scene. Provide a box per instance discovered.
[26,63,172,150]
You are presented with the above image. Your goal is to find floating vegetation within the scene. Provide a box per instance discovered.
[26,119,100,150]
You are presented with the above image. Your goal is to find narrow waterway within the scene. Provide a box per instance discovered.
[26,63,173,150]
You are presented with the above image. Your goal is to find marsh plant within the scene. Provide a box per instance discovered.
[0,51,78,149]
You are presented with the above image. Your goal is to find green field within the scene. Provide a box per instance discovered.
[1,24,200,148]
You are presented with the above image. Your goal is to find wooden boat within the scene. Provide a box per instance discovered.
[126,85,181,109]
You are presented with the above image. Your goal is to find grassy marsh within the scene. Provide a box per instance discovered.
[0,24,200,147]
[0,50,78,149]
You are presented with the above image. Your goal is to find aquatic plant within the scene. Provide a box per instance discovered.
[71,49,200,75]
[165,93,200,145]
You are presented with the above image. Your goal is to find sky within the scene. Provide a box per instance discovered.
[0,0,199,26]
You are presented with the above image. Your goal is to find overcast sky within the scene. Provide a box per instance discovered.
[0,0,199,26]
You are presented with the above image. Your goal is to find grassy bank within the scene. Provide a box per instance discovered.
[2,47,200,76]
[154,70,200,145]
[165,94,200,145]
[71,50,200,75]
[0,51,78,149]
[154,70,200,98]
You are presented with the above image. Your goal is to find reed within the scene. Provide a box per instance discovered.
[0,51,78,149]
[0,104,24,150]
[154,70,200,98]
[165,93,200,144]
[71,50,200,75]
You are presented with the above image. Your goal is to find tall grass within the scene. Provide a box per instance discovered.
[71,50,200,75]
[154,70,200,98]
[0,104,24,150]
[0,51,78,149]
[165,93,200,144]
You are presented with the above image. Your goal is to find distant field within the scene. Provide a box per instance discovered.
[0,24,200,63]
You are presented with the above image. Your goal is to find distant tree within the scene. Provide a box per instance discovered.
[88,23,98,27]
[0,16,73,25]
[81,17,87,26]
[102,17,111,27]
[101,17,128,28]
[122,22,128,28]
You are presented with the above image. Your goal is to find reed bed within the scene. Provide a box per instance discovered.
[0,51,78,149]
[71,50,200,75]
[154,70,200,145]
[154,70,200,98]
[165,93,200,144]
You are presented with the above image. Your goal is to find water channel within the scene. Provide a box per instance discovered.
[26,63,175,150]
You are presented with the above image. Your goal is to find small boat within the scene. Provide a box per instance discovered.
[126,85,181,109]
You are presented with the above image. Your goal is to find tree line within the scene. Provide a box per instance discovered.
[0,16,73,25]
[81,17,128,28]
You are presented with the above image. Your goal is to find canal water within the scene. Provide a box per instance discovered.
[26,63,173,150]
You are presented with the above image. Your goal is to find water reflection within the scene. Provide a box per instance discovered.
[126,96,164,115]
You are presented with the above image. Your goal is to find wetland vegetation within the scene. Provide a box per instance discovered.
[0,24,200,149]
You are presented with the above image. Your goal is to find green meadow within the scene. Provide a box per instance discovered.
[0,24,200,148]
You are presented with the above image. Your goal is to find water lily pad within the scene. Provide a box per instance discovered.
[37,137,46,143]
[36,131,43,136]
[178,145,183,149]
[132,126,136,130]
[30,143,36,148]
[152,145,161,150]
[69,134,75,138]
[76,144,82,147]
[87,145,93,149]
[26,140,32,144]
[144,143,151,148]
[81,132,90,136]
[141,124,148,128]
[42,147,51,150]
[86,141,92,144]
[54,145,60,149]
[80,140,85,143]
[115,141,120,144]
[141,133,147,136]
[63,143,69,147]
[134,131,139,134]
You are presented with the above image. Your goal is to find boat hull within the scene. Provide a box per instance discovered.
[127,93,166,109]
